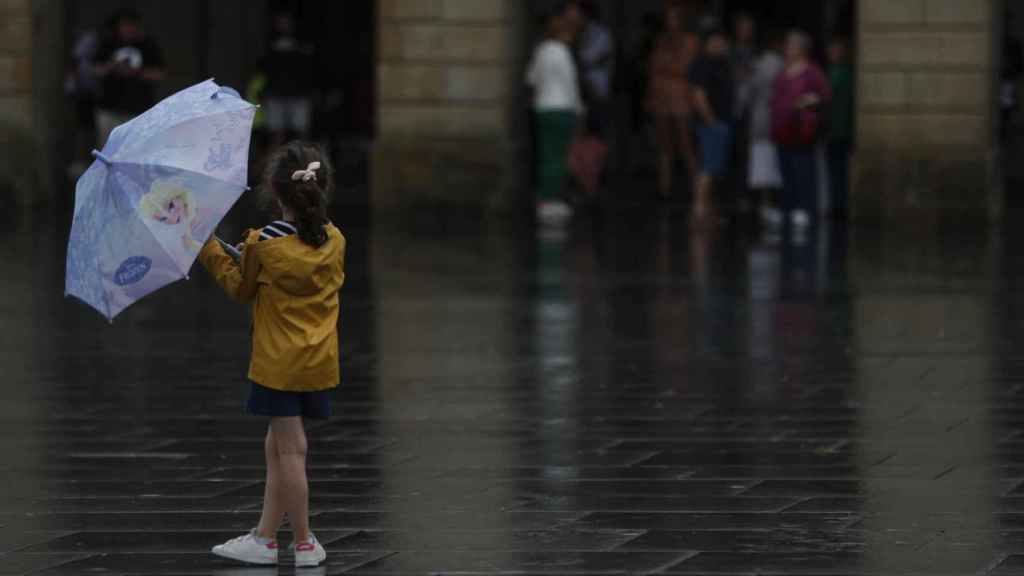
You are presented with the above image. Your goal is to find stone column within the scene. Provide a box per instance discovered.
[0,0,37,205]
[373,0,524,215]
[855,0,999,224]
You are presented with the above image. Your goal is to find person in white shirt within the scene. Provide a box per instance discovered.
[526,1,583,224]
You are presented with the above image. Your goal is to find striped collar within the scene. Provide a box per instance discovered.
[259,220,298,242]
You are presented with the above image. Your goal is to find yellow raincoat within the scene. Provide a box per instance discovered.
[198,224,346,392]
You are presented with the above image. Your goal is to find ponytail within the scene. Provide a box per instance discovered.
[289,179,328,247]
[261,141,333,248]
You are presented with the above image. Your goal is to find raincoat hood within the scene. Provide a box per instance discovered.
[250,225,345,297]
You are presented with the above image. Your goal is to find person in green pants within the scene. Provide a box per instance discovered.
[526,1,583,224]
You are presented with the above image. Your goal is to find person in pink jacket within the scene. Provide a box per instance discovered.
[771,30,831,231]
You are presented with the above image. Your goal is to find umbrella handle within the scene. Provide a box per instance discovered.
[91,150,112,165]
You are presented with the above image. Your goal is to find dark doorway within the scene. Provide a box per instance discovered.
[63,0,375,218]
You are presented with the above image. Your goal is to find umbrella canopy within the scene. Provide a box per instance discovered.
[65,79,257,321]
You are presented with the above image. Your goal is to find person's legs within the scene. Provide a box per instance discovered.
[255,426,286,540]
[269,417,311,542]
[264,99,287,149]
[536,110,576,203]
[677,115,698,192]
[290,98,313,140]
[95,110,121,149]
[653,114,675,198]
[826,139,850,220]
[796,149,819,223]
[778,148,796,217]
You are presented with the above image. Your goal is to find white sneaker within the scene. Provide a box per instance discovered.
[791,210,810,229]
[761,207,783,228]
[293,534,327,568]
[537,200,573,224]
[212,530,279,565]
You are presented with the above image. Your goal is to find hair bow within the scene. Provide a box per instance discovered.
[291,162,322,183]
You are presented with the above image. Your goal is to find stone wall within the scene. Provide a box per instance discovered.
[0,0,37,208]
[373,0,523,215]
[855,0,999,224]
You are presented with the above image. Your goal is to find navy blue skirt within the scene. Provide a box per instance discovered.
[246,381,331,420]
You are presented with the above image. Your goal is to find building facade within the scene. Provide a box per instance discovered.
[0,0,1006,223]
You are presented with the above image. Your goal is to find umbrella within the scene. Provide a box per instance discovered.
[65,79,257,321]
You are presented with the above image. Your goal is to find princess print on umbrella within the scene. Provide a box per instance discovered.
[138,179,203,255]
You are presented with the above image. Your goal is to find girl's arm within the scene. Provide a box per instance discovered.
[198,231,262,303]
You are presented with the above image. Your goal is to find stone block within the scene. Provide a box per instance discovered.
[388,24,506,63]
[852,146,994,225]
[925,0,990,25]
[861,72,908,107]
[444,66,505,101]
[0,54,29,97]
[917,114,987,146]
[378,24,402,61]
[379,0,443,21]
[372,136,513,213]
[862,0,924,25]
[378,64,445,100]
[0,17,32,55]
[0,57,15,96]
[443,0,506,22]
[909,72,987,109]
[0,96,31,129]
[860,34,941,67]
[858,113,916,147]
[938,33,990,68]
[0,0,29,20]
[379,104,505,137]
[380,64,506,103]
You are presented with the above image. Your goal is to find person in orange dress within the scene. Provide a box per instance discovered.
[647,1,700,200]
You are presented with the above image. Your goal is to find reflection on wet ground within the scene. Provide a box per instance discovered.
[1,201,1023,574]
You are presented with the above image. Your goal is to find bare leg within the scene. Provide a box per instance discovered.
[270,417,311,543]
[654,116,675,198]
[693,173,713,226]
[255,427,286,539]
[677,116,698,187]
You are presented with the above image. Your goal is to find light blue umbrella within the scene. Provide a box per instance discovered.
[66,79,257,321]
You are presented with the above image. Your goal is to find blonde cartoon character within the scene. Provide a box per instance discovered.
[138,179,202,254]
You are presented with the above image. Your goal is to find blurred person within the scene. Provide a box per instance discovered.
[730,12,756,211]
[771,30,830,231]
[739,28,785,228]
[261,11,316,147]
[577,0,614,136]
[526,2,585,224]
[92,9,165,147]
[66,19,111,174]
[648,0,700,200]
[203,142,343,569]
[825,36,854,221]
[732,12,757,85]
[1002,30,1023,144]
[687,27,734,226]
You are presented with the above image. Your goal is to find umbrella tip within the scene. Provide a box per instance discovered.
[91,150,113,166]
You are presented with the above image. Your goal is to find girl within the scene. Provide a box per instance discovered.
[199,142,346,568]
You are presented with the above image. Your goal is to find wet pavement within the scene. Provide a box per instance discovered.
[2,201,1024,575]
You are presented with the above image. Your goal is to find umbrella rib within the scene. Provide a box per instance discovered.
[113,105,257,161]
[106,160,250,190]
